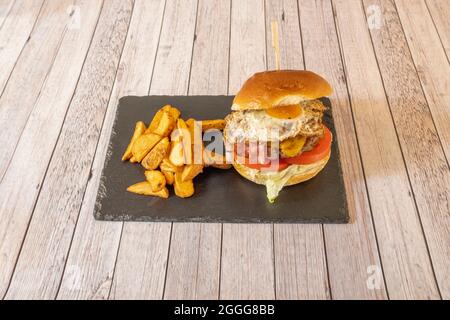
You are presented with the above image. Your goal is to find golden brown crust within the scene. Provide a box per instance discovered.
[232,152,330,186]
[232,70,333,111]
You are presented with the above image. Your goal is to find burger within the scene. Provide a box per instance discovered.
[223,70,333,202]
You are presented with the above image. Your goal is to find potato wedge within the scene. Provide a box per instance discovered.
[141,137,170,170]
[144,170,166,192]
[169,140,185,167]
[129,157,138,163]
[201,119,225,131]
[127,181,169,198]
[122,121,146,161]
[211,162,232,170]
[131,133,162,162]
[163,105,181,121]
[147,109,164,133]
[181,164,203,182]
[162,169,175,185]
[152,111,176,137]
[186,118,195,141]
[174,172,195,198]
[160,157,179,173]
[203,148,231,169]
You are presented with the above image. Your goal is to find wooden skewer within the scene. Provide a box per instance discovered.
[271,21,280,70]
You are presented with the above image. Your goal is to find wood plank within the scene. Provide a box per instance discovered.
[365,0,449,299]
[57,0,166,300]
[0,0,43,93]
[163,0,229,300]
[220,0,275,300]
[0,0,15,27]
[299,0,386,299]
[426,0,450,59]
[4,0,133,300]
[0,0,68,179]
[265,0,330,300]
[0,0,98,298]
[0,0,102,291]
[395,0,450,163]
[110,0,198,300]
[332,0,440,299]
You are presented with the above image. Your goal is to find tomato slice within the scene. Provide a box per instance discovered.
[242,158,290,172]
[284,126,332,165]
[234,149,290,172]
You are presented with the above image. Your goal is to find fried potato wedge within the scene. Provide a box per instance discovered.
[174,172,195,198]
[142,137,170,170]
[203,148,232,169]
[147,109,164,133]
[127,181,169,198]
[163,104,181,121]
[201,119,225,131]
[186,118,195,141]
[160,157,179,173]
[162,169,175,185]
[152,111,176,137]
[131,133,162,162]
[181,164,203,182]
[122,121,146,161]
[144,170,166,192]
[169,140,185,167]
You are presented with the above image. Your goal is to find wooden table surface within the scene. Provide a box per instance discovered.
[0,0,448,300]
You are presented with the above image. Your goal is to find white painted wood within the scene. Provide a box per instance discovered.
[0,0,69,179]
[0,0,15,27]
[163,0,230,300]
[0,0,102,296]
[265,0,330,300]
[4,0,133,299]
[110,222,171,300]
[0,0,43,93]
[299,0,387,299]
[220,0,275,300]
[57,0,166,300]
[332,0,439,299]
[0,0,91,299]
[395,0,450,163]
[382,0,450,298]
[110,0,198,299]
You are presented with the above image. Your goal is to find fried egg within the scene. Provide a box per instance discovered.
[224,100,325,143]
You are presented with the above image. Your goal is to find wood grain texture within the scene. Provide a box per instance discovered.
[332,0,439,299]
[163,0,230,300]
[0,0,101,298]
[0,0,72,179]
[0,0,43,94]
[110,223,171,299]
[395,0,450,163]
[0,1,81,296]
[0,0,15,27]
[426,0,450,59]
[220,0,275,300]
[299,0,386,300]
[110,0,198,299]
[265,0,330,300]
[4,0,133,300]
[57,0,166,300]
[365,0,449,298]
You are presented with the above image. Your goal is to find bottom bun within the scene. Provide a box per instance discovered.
[233,152,330,202]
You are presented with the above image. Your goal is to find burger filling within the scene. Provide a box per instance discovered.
[224,99,326,160]
[224,99,332,202]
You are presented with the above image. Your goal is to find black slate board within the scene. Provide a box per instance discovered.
[94,96,349,223]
